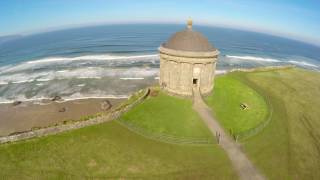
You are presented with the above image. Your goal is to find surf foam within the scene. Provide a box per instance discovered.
[120,77,144,80]
[226,55,281,62]
[288,60,319,68]
[0,95,129,105]
[0,53,159,75]
[26,54,158,64]
[0,67,159,84]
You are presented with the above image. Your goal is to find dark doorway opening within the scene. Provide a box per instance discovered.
[193,78,198,85]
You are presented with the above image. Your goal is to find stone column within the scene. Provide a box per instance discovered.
[180,62,190,94]
[169,61,176,91]
[159,59,165,85]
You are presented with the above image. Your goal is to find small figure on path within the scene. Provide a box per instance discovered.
[216,131,221,144]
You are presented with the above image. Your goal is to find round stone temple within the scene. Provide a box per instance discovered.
[158,20,219,96]
[187,19,192,29]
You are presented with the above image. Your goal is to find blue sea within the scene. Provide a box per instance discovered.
[0,24,319,103]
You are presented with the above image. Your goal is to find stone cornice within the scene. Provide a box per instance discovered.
[160,53,217,64]
[159,46,219,58]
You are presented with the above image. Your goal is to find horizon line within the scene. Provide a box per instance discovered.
[1,20,320,48]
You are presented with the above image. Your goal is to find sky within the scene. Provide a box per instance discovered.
[0,0,319,46]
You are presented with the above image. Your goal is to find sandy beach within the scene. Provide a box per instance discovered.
[0,98,126,136]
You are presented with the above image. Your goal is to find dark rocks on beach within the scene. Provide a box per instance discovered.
[51,95,62,101]
[58,107,66,112]
[101,100,112,111]
[12,101,22,106]
[9,130,31,136]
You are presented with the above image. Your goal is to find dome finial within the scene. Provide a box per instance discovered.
[187,18,192,29]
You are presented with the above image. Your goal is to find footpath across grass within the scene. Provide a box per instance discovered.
[241,68,320,180]
[0,121,236,179]
[208,67,320,180]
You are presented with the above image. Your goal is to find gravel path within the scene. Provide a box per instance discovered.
[192,87,265,180]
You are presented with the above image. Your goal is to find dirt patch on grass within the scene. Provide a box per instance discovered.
[87,159,98,168]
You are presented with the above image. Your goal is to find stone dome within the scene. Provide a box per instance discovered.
[158,20,219,96]
[163,22,215,52]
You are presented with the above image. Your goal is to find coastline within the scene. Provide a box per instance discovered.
[0,65,310,137]
[215,65,297,76]
[0,97,126,137]
[229,65,296,73]
[0,95,129,105]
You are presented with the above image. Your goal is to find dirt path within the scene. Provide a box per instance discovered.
[192,87,265,180]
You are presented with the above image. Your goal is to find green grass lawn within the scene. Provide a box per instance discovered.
[205,74,268,135]
[1,67,319,179]
[241,68,320,180]
[0,121,236,179]
[121,90,214,139]
[209,67,320,180]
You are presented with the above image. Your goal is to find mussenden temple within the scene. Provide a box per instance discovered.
[159,20,219,96]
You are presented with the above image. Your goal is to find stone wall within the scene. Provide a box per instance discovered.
[0,89,150,144]
[200,62,216,95]
[160,56,217,96]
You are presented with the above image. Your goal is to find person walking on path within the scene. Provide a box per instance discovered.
[216,131,222,144]
[192,87,265,180]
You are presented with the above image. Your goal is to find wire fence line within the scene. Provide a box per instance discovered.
[115,119,217,145]
[232,93,274,141]
[117,86,273,144]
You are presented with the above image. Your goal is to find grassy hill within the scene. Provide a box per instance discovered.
[0,121,236,179]
[120,89,214,141]
[0,67,319,179]
[206,67,320,180]
[0,90,235,179]
[205,74,268,135]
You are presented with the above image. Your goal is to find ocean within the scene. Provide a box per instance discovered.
[0,24,319,103]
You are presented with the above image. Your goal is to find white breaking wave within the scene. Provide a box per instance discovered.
[215,70,228,75]
[226,55,281,62]
[36,78,51,82]
[12,80,34,84]
[0,71,51,84]
[120,77,144,80]
[0,67,159,84]
[78,76,101,79]
[0,53,159,75]
[0,94,129,104]
[26,54,158,64]
[288,60,319,68]
[0,98,15,104]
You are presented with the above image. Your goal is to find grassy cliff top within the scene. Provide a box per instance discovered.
[0,67,319,179]
[0,88,234,179]
[207,67,320,180]
[120,90,214,139]
[0,121,235,179]
[205,74,269,135]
